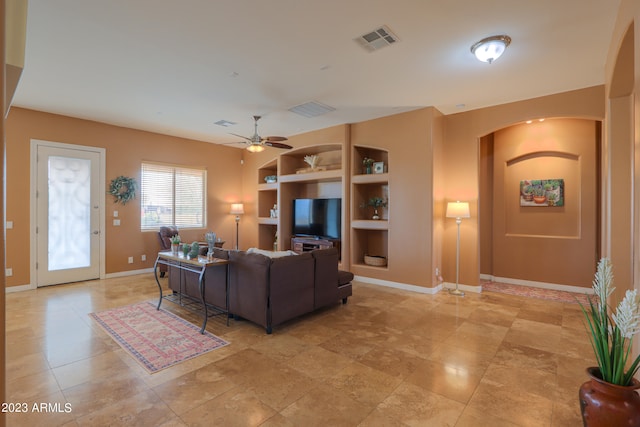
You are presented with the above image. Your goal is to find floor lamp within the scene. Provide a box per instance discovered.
[446,201,470,297]
[230,203,244,250]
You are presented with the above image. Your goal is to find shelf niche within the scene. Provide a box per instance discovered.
[257,159,279,250]
[351,228,388,269]
[351,145,390,273]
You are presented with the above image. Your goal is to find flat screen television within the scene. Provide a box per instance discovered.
[292,198,341,239]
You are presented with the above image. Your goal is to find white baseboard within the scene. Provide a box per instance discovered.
[4,268,154,293]
[441,282,482,294]
[354,275,443,294]
[481,274,594,295]
[5,283,35,293]
[105,268,154,279]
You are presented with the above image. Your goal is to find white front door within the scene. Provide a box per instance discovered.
[34,142,103,286]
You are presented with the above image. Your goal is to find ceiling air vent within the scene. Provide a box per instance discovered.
[355,25,399,52]
[289,101,336,118]
[214,119,236,127]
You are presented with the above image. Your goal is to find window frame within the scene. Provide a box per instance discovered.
[140,162,207,231]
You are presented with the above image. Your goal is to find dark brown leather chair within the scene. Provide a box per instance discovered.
[157,225,179,277]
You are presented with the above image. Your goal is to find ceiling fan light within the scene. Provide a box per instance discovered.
[246,144,265,153]
[471,35,511,64]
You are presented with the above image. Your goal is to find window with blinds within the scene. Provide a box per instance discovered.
[140,163,207,230]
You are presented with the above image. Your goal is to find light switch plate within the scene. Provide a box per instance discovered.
[113,219,121,226]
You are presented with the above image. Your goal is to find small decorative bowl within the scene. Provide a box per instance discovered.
[264,175,277,183]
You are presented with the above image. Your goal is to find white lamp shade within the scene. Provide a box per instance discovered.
[230,203,245,215]
[246,144,265,153]
[446,201,470,219]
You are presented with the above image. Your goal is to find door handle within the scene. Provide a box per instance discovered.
[92,230,100,235]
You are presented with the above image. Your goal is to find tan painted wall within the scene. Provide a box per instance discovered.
[604,0,639,358]
[1,0,7,423]
[350,108,436,287]
[443,86,605,289]
[490,119,598,287]
[479,134,494,276]
[5,108,243,288]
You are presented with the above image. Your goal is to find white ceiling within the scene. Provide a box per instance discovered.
[13,0,620,146]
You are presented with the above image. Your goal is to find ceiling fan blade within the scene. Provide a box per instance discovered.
[264,136,288,142]
[221,141,248,146]
[229,132,251,142]
[264,141,293,149]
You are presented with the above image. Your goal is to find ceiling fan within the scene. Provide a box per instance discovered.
[229,115,292,152]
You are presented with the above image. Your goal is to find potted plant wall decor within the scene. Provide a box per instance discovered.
[578,258,640,426]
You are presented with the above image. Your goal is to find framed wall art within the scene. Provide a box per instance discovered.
[520,179,564,207]
[373,161,385,174]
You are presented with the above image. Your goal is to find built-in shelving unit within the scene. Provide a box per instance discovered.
[256,144,346,260]
[257,159,279,250]
[351,146,390,270]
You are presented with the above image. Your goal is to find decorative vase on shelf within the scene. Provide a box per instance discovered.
[372,209,380,220]
[579,367,640,426]
[171,243,179,254]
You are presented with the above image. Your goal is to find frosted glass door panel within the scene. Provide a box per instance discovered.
[35,143,101,287]
[48,156,91,270]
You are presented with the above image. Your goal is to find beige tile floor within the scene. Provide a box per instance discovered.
[4,275,595,426]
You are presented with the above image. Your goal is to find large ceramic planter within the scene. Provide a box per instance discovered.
[579,367,640,426]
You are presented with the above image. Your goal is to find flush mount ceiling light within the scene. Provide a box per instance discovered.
[471,35,511,64]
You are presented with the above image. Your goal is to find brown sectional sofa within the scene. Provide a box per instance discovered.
[167,247,352,333]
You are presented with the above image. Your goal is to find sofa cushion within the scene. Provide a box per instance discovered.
[269,252,315,326]
[311,248,339,309]
[228,250,272,329]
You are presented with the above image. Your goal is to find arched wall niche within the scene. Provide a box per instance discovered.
[479,118,600,288]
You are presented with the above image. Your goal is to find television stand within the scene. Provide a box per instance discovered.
[291,236,340,255]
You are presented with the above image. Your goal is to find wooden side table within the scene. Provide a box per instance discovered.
[153,251,229,334]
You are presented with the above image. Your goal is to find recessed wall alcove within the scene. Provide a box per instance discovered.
[480,118,600,288]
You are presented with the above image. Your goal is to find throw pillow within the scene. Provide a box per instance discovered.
[247,248,298,258]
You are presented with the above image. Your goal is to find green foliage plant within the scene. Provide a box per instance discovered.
[580,258,640,386]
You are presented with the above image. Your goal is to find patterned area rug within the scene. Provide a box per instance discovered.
[90,301,229,373]
[482,280,594,305]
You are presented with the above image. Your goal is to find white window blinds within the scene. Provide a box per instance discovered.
[140,163,206,230]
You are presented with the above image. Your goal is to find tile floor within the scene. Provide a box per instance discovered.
[4,275,595,426]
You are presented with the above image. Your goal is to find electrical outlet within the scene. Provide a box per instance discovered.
[113,219,121,226]
[435,268,439,276]
[141,254,146,261]
[128,256,133,264]
[5,268,12,277]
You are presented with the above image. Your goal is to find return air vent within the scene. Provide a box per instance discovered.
[214,119,236,127]
[355,25,399,52]
[288,101,336,118]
